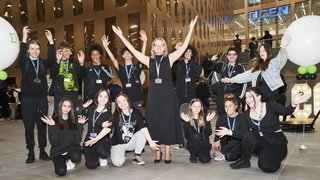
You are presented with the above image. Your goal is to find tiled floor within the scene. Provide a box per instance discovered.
[0,119,319,180]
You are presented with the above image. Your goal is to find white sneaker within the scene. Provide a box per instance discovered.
[214,155,225,162]
[173,144,182,150]
[66,160,75,170]
[132,155,146,166]
[99,158,108,167]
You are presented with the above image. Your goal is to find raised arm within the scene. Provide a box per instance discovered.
[139,30,147,55]
[101,35,119,70]
[112,26,150,67]
[168,16,198,66]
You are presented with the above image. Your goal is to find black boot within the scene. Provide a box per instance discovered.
[189,154,197,163]
[26,149,35,164]
[229,159,251,169]
[39,148,51,161]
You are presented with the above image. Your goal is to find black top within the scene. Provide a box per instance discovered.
[196,82,211,99]
[18,43,56,97]
[256,73,279,102]
[83,64,112,101]
[183,118,212,141]
[173,59,202,104]
[242,102,295,144]
[84,108,113,142]
[116,64,143,102]
[48,122,83,158]
[214,113,246,142]
[111,109,146,145]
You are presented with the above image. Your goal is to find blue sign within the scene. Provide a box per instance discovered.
[249,5,289,21]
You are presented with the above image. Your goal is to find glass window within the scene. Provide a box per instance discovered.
[116,0,127,8]
[174,0,179,16]
[105,16,117,58]
[64,24,74,47]
[3,1,13,24]
[182,2,185,16]
[151,13,158,39]
[248,0,261,7]
[128,13,140,50]
[178,30,183,41]
[54,0,63,19]
[84,21,94,52]
[312,0,320,16]
[261,0,274,5]
[156,0,162,11]
[166,0,170,16]
[94,0,104,11]
[36,0,45,22]
[162,21,168,42]
[20,0,28,26]
[73,0,83,16]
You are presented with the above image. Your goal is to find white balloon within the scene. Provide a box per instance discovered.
[284,15,320,66]
[0,17,20,70]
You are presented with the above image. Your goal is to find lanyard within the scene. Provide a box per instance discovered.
[31,59,39,77]
[92,108,105,133]
[185,63,191,78]
[92,65,101,78]
[62,59,69,74]
[227,113,237,131]
[227,64,234,77]
[193,119,200,133]
[251,103,264,132]
[121,112,132,131]
[155,56,164,78]
[125,64,134,83]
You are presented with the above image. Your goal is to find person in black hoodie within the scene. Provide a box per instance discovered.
[19,26,56,163]
[209,47,247,115]
[180,98,216,163]
[41,97,87,176]
[50,42,86,113]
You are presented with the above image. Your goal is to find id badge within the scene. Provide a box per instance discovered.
[185,78,191,82]
[155,78,162,84]
[90,133,97,138]
[126,83,132,88]
[96,79,102,84]
[259,132,263,137]
[64,78,70,82]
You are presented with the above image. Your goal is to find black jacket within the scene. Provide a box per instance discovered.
[184,119,212,144]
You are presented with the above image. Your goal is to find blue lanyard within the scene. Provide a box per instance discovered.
[250,103,264,132]
[62,59,69,74]
[228,64,234,77]
[121,112,132,130]
[125,65,134,82]
[30,59,39,77]
[155,56,164,78]
[92,65,101,78]
[193,119,200,133]
[92,108,105,133]
[185,63,191,77]
[227,113,237,131]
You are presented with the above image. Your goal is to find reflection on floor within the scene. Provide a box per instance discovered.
[0,119,320,180]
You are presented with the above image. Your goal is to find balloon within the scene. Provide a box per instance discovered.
[307,65,317,74]
[296,74,303,80]
[310,74,317,80]
[284,15,320,66]
[0,71,8,80]
[0,17,20,70]
[297,66,307,74]
[303,73,310,80]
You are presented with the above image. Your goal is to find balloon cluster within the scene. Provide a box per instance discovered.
[296,65,317,80]
[0,70,8,80]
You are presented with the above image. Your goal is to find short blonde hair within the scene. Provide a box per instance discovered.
[150,38,168,58]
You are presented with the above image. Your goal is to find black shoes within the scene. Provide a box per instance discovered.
[25,153,35,164]
[230,159,251,169]
[189,155,197,163]
[154,151,162,163]
[39,150,51,161]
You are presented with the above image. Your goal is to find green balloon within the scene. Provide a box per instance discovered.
[297,66,308,75]
[307,65,317,74]
[0,71,8,80]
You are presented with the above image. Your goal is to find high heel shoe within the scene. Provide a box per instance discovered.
[164,153,171,164]
[154,151,162,163]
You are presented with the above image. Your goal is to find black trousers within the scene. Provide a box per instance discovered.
[21,96,48,149]
[241,131,287,173]
[54,92,79,115]
[83,139,111,169]
[220,137,242,162]
[186,133,212,163]
[52,149,81,176]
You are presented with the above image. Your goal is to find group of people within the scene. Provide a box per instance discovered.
[16,15,310,177]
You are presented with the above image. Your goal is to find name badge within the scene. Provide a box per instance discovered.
[155,78,162,84]
[64,78,70,82]
[259,132,263,137]
[96,79,102,84]
[90,133,97,138]
[126,83,132,88]
[185,78,191,82]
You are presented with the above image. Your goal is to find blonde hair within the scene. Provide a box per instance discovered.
[187,98,205,128]
[150,38,168,58]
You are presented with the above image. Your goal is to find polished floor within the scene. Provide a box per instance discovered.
[0,118,319,180]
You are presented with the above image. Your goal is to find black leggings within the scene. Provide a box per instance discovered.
[220,138,242,162]
[52,149,81,176]
[241,131,287,173]
[83,139,111,169]
[186,133,212,163]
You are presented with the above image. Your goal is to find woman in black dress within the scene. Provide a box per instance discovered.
[112,16,198,163]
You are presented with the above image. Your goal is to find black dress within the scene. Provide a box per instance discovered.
[146,56,184,145]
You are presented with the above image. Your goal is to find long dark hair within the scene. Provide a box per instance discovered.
[52,97,77,130]
[94,88,111,111]
[114,93,133,129]
[245,87,265,108]
[252,44,273,72]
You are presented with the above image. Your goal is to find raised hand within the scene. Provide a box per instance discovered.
[45,30,54,45]
[139,30,147,42]
[78,115,88,124]
[180,112,190,122]
[206,111,216,121]
[82,99,93,108]
[280,35,292,49]
[112,26,123,36]
[175,42,183,50]
[77,50,85,65]
[210,55,218,61]
[22,26,31,43]
[56,49,62,63]
[101,35,110,48]
[292,92,311,106]
[41,116,55,126]
[189,15,198,30]
[102,121,112,128]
